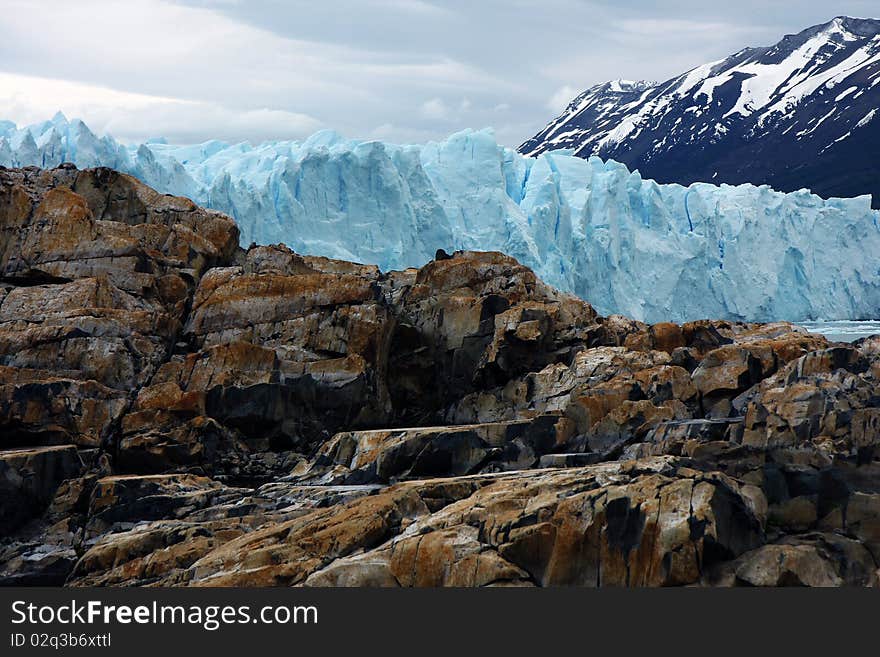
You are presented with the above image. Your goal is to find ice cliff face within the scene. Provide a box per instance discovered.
[2,113,879,323]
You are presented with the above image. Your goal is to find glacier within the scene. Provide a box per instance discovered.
[2,112,880,323]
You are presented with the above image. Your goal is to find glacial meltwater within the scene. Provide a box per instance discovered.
[799,321,880,343]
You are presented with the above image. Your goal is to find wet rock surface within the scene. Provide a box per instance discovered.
[1,165,878,587]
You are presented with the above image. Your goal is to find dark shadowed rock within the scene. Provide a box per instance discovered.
[0,446,83,533]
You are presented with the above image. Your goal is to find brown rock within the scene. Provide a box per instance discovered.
[624,321,684,355]
[0,446,84,533]
[0,165,240,455]
[183,457,763,587]
[0,370,129,447]
[299,415,575,484]
[742,371,878,454]
[2,164,878,589]
[388,250,598,422]
[726,534,878,587]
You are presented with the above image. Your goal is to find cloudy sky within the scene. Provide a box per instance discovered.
[0,0,877,146]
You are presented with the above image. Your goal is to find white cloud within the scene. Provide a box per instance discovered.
[547,86,578,112]
[0,0,503,143]
[0,73,321,143]
[614,18,754,37]
[0,0,852,146]
[367,122,440,143]
[372,0,450,15]
[419,97,477,123]
[420,98,450,120]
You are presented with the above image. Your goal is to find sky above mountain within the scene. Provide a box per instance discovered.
[0,1,878,146]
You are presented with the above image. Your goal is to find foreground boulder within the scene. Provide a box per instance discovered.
[67,457,764,587]
[296,458,764,588]
[1,165,878,587]
[295,415,575,485]
[0,166,238,450]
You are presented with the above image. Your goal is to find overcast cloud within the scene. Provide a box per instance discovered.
[0,0,877,145]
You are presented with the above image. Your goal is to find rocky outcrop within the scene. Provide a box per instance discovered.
[1,165,878,587]
[295,415,575,485]
[188,457,764,587]
[710,533,879,587]
[386,251,598,424]
[122,246,396,472]
[0,166,237,452]
[0,446,84,534]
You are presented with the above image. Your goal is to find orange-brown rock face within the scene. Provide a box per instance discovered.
[0,167,238,453]
[388,250,599,422]
[1,165,878,588]
[121,244,397,471]
[177,457,764,588]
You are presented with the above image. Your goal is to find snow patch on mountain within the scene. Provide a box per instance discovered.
[857,109,877,127]
[519,17,880,210]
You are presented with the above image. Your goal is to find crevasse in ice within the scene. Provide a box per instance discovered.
[3,113,879,323]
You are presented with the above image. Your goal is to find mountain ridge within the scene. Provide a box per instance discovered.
[519,16,880,207]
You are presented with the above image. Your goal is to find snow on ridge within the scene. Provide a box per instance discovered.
[722,28,842,120]
[757,43,880,125]
[522,16,880,161]
[857,109,877,127]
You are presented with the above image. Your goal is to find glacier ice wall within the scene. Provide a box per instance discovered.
[3,113,880,323]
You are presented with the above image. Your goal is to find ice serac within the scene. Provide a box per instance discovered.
[2,115,880,323]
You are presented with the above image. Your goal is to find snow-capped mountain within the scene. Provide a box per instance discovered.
[520,16,880,207]
[2,114,880,323]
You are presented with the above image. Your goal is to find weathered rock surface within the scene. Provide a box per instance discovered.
[0,446,84,534]
[710,533,879,587]
[1,165,878,587]
[295,415,575,485]
[185,457,763,587]
[0,166,238,452]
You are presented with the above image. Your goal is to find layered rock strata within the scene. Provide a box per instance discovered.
[1,165,878,587]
